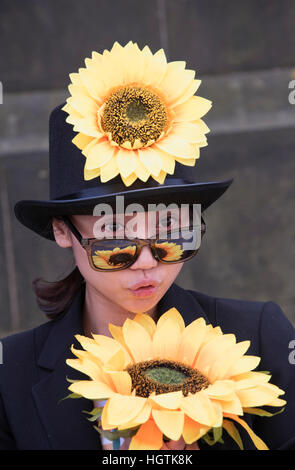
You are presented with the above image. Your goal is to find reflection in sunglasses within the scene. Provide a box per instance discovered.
[92,240,185,270]
[92,245,137,269]
[155,241,184,261]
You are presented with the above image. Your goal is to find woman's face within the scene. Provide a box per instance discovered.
[52,209,187,314]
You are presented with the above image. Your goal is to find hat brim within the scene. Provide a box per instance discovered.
[14,178,234,241]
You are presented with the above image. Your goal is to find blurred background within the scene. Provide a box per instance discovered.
[0,0,294,337]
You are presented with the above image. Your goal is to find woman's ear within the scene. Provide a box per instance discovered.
[52,217,73,248]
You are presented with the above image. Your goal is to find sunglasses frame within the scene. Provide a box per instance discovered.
[61,214,206,272]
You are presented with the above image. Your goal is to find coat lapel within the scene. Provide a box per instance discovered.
[31,282,210,449]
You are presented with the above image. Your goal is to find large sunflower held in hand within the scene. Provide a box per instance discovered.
[66,308,285,450]
[62,41,211,186]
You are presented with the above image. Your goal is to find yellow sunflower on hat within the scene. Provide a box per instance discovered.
[62,41,211,187]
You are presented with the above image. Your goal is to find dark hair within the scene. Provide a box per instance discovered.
[32,216,85,320]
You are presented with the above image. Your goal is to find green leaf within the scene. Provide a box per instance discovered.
[213,426,223,443]
[66,376,80,384]
[82,407,104,416]
[201,426,223,446]
[201,431,215,446]
[93,425,140,441]
[244,407,285,417]
[88,410,103,422]
[222,419,243,450]
[58,392,82,405]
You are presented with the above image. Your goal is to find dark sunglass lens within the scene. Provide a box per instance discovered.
[91,240,137,270]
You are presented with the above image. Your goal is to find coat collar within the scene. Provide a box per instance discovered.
[32,281,209,450]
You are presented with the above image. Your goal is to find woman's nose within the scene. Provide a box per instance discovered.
[129,245,158,270]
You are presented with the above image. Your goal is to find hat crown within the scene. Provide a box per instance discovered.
[49,104,196,202]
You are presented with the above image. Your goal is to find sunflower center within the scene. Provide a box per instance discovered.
[126,359,210,398]
[144,366,186,385]
[126,100,149,122]
[101,86,169,149]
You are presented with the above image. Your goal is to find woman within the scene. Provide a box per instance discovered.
[1,42,294,450]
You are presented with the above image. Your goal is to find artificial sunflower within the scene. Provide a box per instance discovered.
[92,245,137,269]
[65,308,285,450]
[155,241,184,261]
[62,41,211,187]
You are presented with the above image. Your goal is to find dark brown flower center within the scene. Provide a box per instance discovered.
[101,85,168,148]
[126,359,209,398]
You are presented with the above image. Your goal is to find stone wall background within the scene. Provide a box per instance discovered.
[0,0,294,336]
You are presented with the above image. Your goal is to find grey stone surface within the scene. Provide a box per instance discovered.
[0,159,11,333]
[0,0,162,92]
[1,0,294,92]
[167,0,295,74]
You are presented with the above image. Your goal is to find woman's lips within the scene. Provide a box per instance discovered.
[128,279,160,297]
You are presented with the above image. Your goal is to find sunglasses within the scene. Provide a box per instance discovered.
[61,215,206,272]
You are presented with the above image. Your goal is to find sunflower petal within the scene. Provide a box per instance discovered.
[100,155,120,182]
[152,318,182,360]
[134,158,150,181]
[115,148,138,178]
[170,79,202,108]
[149,391,182,410]
[121,173,138,186]
[106,394,147,426]
[104,370,132,395]
[223,413,269,450]
[181,391,221,427]
[117,400,152,430]
[151,170,167,184]
[152,409,184,441]
[171,122,208,143]
[177,318,208,366]
[157,307,185,332]
[129,419,163,450]
[236,383,285,407]
[155,134,197,159]
[182,414,210,444]
[209,341,251,382]
[85,140,115,170]
[138,147,163,176]
[227,356,261,377]
[194,334,236,377]
[222,419,243,450]
[133,313,157,338]
[122,318,153,362]
[68,380,115,399]
[72,132,93,150]
[151,147,175,174]
[173,96,212,122]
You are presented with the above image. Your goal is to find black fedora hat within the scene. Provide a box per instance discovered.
[14,103,233,242]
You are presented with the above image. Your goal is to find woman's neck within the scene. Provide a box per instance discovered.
[82,282,158,338]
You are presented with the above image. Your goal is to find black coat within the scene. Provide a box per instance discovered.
[0,282,294,450]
